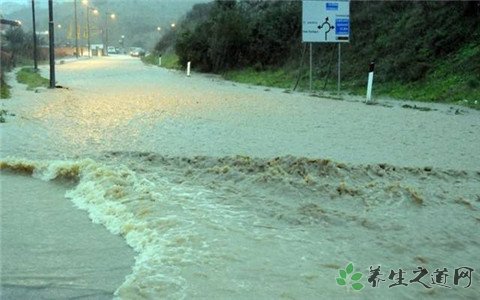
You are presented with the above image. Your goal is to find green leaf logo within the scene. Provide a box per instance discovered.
[346,263,354,274]
[352,283,364,290]
[351,272,362,281]
[335,262,364,291]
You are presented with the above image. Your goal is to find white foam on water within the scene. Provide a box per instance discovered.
[1,158,189,299]
[1,157,257,299]
[2,156,479,300]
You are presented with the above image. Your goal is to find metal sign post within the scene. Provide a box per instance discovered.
[338,43,341,96]
[309,43,313,91]
[302,0,350,94]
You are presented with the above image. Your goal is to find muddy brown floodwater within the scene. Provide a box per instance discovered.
[1,56,479,299]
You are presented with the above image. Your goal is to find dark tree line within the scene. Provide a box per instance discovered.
[157,1,302,73]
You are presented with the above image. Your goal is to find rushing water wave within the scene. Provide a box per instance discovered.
[1,155,479,299]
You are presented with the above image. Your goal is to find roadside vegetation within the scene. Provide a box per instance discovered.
[0,109,15,123]
[16,67,49,90]
[142,52,181,70]
[0,109,7,123]
[1,27,47,69]
[150,1,479,109]
[0,81,11,99]
[1,26,48,97]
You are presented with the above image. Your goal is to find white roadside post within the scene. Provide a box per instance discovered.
[366,61,375,102]
[187,61,191,77]
[158,55,162,66]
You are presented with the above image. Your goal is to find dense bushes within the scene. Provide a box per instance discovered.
[1,27,42,68]
[1,27,25,98]
[164,1,302,73]
[1,27,48,98]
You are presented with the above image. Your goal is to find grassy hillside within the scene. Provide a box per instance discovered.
[153,1,480,108]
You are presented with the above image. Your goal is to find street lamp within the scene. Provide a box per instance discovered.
[73,0,79,58]
[82,0,98,57]
[171,23,175,28]
[104,12,116,56]
[119,34,125,53]
[56,24,62,46]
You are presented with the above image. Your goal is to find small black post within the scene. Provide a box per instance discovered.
[48,0,55,88]
[31,0,38,70]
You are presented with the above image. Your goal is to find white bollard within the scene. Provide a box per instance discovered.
[158,56,162,66]
[187,61,191,77]
[366,61,375,102]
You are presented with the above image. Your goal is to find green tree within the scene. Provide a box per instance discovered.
[2,27,28,67]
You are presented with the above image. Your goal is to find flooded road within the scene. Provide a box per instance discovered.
[2,56,479,169]
[1,56,479,299]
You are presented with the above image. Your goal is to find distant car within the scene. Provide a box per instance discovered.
[107,46,117,54]
[130,47,145,57]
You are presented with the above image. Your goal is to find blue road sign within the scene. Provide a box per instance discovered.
[326,3,339,11]
[335,19,349,35]
[303,0,350,43]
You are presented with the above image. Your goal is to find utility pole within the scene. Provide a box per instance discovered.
[83,3,97,58]
[48,0,55,88]
[74,0,79,58]
[31,0,38,70]
[86,6,91,57]
[104,13,115,56]
[105,14,109,56]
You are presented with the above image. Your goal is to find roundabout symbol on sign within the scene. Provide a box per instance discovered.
[317,17,335,41]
